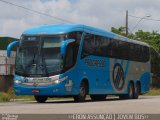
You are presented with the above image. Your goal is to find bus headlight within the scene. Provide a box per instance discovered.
[50,76,68,84]
[15,80,22,84]
[52,80,60,84]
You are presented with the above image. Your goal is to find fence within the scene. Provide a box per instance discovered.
[0,50,15,92]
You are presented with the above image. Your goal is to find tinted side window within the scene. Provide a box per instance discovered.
[68,32,83,62]
[81,33,149,62]
[110,39,119,58]
[94,35,103,56]
[81,33,113,58]
[81,33,94,58]
[121,42,129,60]
[109,40,129,60]
[142,46,150,62]
[101,37,111,57]
[65,45,74,69]
[67,32,82,44]
[129,43,150,62]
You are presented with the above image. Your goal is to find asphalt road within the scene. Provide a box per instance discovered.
[0,96,160,114]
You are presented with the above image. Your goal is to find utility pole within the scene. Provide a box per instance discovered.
[126,10,128,37]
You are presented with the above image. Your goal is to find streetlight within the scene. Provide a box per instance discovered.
[130,14,151,33]
[125,10,151,36]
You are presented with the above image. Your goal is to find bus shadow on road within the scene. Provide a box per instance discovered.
[29,96,151,104]
[35,97,125,104]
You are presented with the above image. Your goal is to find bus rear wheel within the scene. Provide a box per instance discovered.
[34,96,48,103]
[119,83,134,99]
[90,95,107,101]
[133,83,140,99]
[73,81,88,102]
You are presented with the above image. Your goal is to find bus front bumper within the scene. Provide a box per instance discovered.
[14,82,77,96]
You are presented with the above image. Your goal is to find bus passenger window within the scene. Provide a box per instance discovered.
[67,32,82,44]
[81,34,93,58]
[65,45,73,69]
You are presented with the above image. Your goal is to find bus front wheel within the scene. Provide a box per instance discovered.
[34,96,48,103]
[73,81,88,102]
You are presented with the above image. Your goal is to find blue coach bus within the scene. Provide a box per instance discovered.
[7,24,151,103]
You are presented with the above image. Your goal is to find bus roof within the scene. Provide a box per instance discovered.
[23,24,149,47]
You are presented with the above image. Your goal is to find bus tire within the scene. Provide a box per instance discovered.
[73,81,88,102]
[90,95,107,101]
[34,96,48,103]
[119,82,134,99]
[133,83,140,99]
[127,82,134,99]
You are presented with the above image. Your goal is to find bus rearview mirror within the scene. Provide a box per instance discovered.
[60,39,75,57]
[7,40,19,57]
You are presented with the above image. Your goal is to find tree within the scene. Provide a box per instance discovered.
[111,27,126,36]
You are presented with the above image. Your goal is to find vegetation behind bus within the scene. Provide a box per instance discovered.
[111,27,160,88]
[0,37,17,50]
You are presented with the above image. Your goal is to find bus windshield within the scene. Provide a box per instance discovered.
[15,35,65,77]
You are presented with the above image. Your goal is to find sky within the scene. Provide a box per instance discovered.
[0,0,160,38]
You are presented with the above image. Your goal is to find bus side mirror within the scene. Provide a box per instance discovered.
[7,40,19,58]
[60,39,75,57]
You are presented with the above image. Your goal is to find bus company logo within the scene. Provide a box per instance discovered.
[112,63,125,91]
[85,59,105,67]
[33,82,38,87]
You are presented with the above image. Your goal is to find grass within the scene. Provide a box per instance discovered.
[0,87,35,102]
[0,93,35,102]
[144,88,160,96]
[0,92,11,102]
[13,95,35,101]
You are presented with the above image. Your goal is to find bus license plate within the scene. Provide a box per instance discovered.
[32,78,50,83]
[32,90,39,93]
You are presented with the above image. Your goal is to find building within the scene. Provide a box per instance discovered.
[0,37,17,92]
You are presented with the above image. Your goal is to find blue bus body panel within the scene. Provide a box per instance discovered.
[140,72,151,93]
[22,24,102,34]
[13,24,151,96]
[23,24,83,35]
[23,24,149,46]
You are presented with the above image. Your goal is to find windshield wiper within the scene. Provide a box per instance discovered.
[41,54,49,76]
[39,38,49,76]
[32,53,36,64]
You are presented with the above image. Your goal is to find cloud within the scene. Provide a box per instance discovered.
[0,0,160,38]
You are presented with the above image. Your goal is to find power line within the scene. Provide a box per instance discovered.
[129,15,160,22]
[0,0,74,23]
